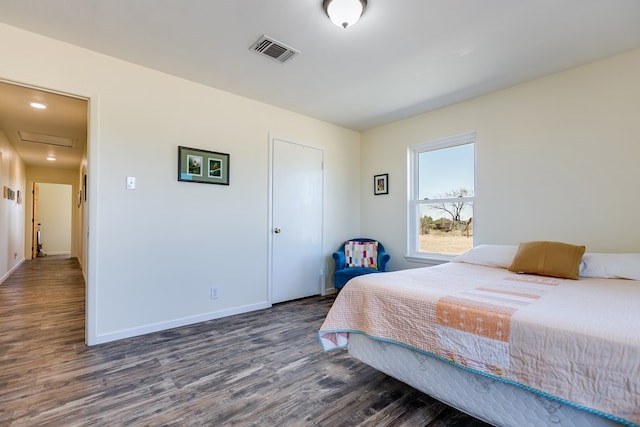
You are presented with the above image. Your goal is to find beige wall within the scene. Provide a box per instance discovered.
[25,166,81,260]
[36,183,72,255]
[361,49,640,271]
[0,23,361,344]
[5,21,637,344]
[0,130,26,283]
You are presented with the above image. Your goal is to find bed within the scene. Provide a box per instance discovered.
[318,244,640,427]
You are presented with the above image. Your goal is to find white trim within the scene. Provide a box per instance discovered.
[0,258,24,285]
[416,196,474,205]
[407,132,476,259]
[93,301,271,345]
[411,132,476,152]
[267,134,275,305]
[323,287,338,296]
[404,254,450,265]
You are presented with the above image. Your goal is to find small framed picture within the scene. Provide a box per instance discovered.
[178,146,230,185]
[187,154,203,176]
[374,173,388,195]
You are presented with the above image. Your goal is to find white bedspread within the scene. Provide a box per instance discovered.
[318,263,640,426]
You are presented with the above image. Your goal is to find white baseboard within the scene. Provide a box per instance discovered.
[0,258,24,285]
[91,301,272,345]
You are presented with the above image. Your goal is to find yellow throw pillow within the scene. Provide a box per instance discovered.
[508,241,585,280]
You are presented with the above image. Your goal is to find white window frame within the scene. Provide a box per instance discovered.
[407,132,476,264]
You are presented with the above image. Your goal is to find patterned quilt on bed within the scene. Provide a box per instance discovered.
[434,274,560,377]
[318,262,640,426]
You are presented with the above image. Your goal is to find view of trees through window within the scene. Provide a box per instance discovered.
[419,190,473,255]
[414,138,475,256]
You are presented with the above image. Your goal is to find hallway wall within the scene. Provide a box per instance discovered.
[25,167,80,261]
[37,183,72,256]
[0,130,26,283]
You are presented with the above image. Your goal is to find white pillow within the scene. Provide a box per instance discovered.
[579,253,640,280]
[451,244,518,269]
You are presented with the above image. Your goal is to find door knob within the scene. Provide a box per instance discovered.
[274,228,281,234]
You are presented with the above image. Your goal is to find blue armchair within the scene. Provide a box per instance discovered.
[332,238,390,290]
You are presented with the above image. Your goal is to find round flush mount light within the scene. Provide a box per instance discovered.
[323,0,367,29]
[30,102,47,109]
[46,156,56,161]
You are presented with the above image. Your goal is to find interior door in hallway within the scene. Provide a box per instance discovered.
[31,183,39,259]
[271,138,323,304]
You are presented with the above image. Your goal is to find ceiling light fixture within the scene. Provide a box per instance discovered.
[30,102,47,109]
[46,156,56,161]
[323,0,367,29]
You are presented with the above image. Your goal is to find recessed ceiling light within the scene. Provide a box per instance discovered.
[46,156,56,161]
[30,102,47,109]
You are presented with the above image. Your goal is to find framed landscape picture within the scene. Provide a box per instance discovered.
[178,146,230,185]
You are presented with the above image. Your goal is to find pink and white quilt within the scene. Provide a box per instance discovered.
[318,262,640,426]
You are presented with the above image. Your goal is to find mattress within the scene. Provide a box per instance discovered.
[348,333,626,427]
[319,261,640,426]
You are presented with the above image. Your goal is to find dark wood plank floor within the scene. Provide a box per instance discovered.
[0,256,491,426]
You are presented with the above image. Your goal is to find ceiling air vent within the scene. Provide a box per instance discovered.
[250,35,300,63]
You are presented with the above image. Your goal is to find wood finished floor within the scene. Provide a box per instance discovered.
[0,256,491,426]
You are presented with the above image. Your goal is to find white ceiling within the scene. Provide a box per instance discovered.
[1,0,639,168]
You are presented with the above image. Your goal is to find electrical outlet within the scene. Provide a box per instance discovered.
[210,287,219,299]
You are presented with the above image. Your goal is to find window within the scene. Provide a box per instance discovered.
[408,133,475,261]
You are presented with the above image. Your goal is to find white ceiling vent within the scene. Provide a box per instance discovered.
[250,35,299,63]
[19,131,74,148]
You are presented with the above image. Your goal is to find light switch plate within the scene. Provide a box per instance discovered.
[126,176,136,190]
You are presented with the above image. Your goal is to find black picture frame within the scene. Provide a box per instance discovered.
[374,173,388,195]
[178,146,230,185]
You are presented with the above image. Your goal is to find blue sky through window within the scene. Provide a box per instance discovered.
[419,143,474,200]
